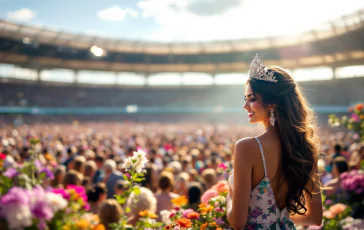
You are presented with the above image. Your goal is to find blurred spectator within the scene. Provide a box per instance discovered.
[63,169,83,187]
[93,155,105,183]
[51,165,66,188]
[98,199,123,230]
[126,187,157,227]
[187,182,204,211]
[87,183,108,214]
[155,171,179,217]
[325,156,349,198]
[201,168,217,190]
[103,159,123,198]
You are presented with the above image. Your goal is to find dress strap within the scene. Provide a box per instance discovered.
[253,137,268,177]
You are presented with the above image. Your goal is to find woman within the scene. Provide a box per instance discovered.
[155,171,179,217]
[227,55,323,229]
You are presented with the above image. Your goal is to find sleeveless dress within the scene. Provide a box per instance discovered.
[228,137,296,230]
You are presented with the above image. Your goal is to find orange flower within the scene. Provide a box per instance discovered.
[171,196,188,207]
[360,115,364,120]
[355,104,363,111]
[176,218,192,228]
[200,223,208,230]
[94,224,105,230]
[139,210,149,217]
[329,203,347,215]
[216,228,222,230]
[187,211,200,219]
[198,203,206,209]
[212,180,229,193]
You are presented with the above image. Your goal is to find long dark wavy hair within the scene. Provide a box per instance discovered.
[247,67,320,215]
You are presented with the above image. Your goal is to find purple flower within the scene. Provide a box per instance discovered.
[40,167,54,180]
[30,186,55,230]
[214,217,225,225]
[4,168,19,178]
[325,199,333,205]
[0,187,29,205]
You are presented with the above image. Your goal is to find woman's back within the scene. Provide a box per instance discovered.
[228,136,295,229]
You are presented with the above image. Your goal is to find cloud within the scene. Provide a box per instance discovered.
[187,0,242,16]
[7,8,36,21]
[97,5,138,21]
[141,0,364,41]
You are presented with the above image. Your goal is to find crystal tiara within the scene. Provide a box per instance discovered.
[249,54,278,83]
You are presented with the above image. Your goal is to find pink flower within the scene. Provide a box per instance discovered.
[329,203,347,215]
[214,207,224,213]
[201,189,218,204]
[323,210,336,219]
[182,209,194,218]
[325,199,333,205]
[218,163,227,170]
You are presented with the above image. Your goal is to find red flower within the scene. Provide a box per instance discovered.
[355,104,363,111]
[169,213,175,218]
[187,211,200,219]
[0,153,6,160]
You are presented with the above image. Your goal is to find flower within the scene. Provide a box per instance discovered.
[45,192,68,212]
[212,180,229,194]
[355,103,363,111]
[218,163,227,170]
[0,153,6,160]
[187,211,200,219]
[171,196,188,207]
[182,209,194,218]
[40,167,54,180]
[199,205,214,215]
[52,188,70,200]
[175,218,192,228]
[0,187,32,229]
[139,210,149,217]
[200,223,208,230]
[323,210,336,219]
[160,210,172,225]
[122,157,133,170]
[4,167,18,178]
[329,203,347,215]
[201,189,218,204]
[214,217,225,225]
[325,199,333,205]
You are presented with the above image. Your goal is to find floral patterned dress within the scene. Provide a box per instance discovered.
[228,137,296,230]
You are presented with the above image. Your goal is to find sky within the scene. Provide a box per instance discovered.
[1,0,364,42]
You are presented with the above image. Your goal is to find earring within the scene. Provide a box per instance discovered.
[270,110,276,126]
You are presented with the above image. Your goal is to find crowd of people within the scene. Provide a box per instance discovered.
[1,121,363,229]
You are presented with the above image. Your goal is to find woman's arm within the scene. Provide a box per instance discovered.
[227,138,255,229]
[290,167,323,226]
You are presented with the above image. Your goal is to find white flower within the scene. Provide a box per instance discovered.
[3,204,32,229]
[132,149,148,172]
[122,156,133,170]
[45,192,68,212]
[160,210,172,225]
[211,195,226,204]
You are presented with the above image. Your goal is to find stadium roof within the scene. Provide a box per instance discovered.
[0,10,364,73]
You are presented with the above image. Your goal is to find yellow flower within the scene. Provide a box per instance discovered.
[209,221,218,227]
[200,205,214,215]
[216,228,222,230]
[75,219,89,229]
[171,196,188,207]
[148,212,158,219]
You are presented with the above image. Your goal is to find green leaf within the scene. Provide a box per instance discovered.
[133,178,145,182]
[122,175,128,180]
[30,139,40,145]
[125,207,131,213]
[133,187,140,195]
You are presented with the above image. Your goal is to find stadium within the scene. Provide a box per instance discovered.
[0,2,364,230]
